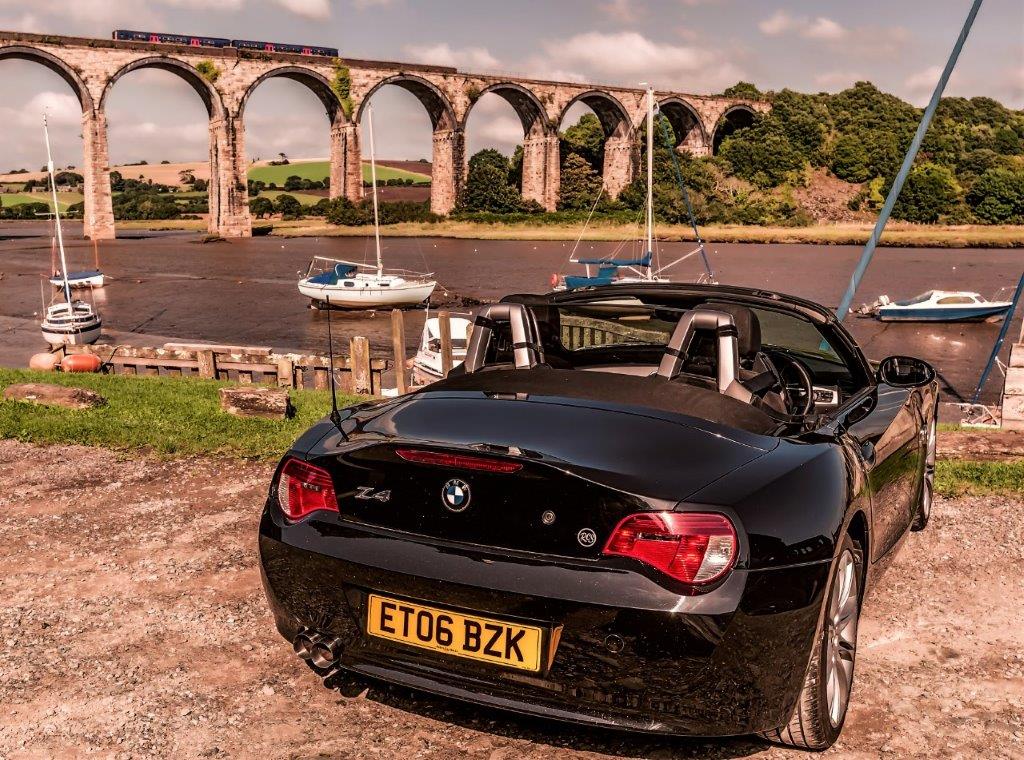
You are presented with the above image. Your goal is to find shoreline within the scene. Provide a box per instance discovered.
[108,219,1024,248]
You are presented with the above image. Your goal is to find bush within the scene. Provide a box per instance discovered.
[249,196,274,219]
[966,167,1024,223]
[274,194,302,218]
[459,149,525,213]
[892,163,962,223]
[558,153,603,211]
[324,198,440,226]
[719,127,804,188]
[830,135,871,183]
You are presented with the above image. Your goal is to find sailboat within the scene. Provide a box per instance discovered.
[39,114,102,346]
[297,106,436,309]
[553,86,713,291]
[49,237,104,289]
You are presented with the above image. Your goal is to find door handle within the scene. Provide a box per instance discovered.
[860,441,876,466]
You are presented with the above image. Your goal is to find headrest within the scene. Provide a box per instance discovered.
[697,302,761,360]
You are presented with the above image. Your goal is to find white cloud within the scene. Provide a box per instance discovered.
[804,17,846,41]
[759,10,796,36]
[403,43,500,71]
[526,31,745,93]
[272,0,330,19]
[352,0,394,8]
[759,10,846,40]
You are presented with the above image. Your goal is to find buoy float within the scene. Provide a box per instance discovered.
[549,273,559,288]
[29,352,61,372]
[60,353,102,373]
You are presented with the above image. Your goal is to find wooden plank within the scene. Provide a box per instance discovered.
[313,367,329,390]
[276,358,294,389]
[439,311,453,378]
[294,368,304,389]
[215,361,278,373]
[350,336,371,394]
[239,371,253,385]
[391,309,407,395]
[164,342,272,355]
[197,350,216,379]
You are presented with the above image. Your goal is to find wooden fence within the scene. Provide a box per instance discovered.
[64,339,387,395]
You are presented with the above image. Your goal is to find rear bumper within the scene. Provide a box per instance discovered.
[258,507,830,737]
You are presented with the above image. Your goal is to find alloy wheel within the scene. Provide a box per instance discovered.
[825,549,859,727]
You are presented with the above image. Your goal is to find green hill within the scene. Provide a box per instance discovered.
[248,160,429,186]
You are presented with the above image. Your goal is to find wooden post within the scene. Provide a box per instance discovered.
[197,350,217,379]
[276,358,294,388]
[350,336,371,394]
[439,310,453,378]
[391,309,407,395]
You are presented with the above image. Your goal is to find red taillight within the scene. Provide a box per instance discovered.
[395,448,523,473]
[602,512,737,585]
[276,458,338,521]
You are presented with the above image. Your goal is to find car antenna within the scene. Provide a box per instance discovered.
[324,294,343,432]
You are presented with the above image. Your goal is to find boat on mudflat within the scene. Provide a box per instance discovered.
[860,290,1013,322]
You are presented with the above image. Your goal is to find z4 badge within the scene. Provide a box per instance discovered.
[355,486,391,503]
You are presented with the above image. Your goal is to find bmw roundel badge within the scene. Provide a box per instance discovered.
[441,478,471,512]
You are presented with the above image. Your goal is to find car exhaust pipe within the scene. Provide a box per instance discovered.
[309,637,343,668]
[292,630,322,660]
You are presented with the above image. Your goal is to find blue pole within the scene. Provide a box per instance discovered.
[835,0,984,323]
[971,271,1024,405]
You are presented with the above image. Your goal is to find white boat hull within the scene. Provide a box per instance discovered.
[299,278,436,309]
[50,270,105,289]
[41,320,102,346]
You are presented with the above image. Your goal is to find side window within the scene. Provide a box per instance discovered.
[752,308,864,395]
[937,296,974,305]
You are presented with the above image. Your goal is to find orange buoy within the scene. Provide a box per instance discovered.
[60,353,102,373]
[550,272,559,288]
[29,352,61,372]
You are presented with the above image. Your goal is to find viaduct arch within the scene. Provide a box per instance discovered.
[0,30,769,238]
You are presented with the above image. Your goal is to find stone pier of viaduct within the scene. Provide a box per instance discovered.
[0,31,769,239]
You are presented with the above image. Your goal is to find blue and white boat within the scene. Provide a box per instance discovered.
[863,290,1013,322]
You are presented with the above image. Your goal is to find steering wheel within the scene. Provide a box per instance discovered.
[771,353,815,415]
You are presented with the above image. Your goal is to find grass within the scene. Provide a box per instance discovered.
[248,160,430,186]
[257,190,327,206]
[936,459,1024,497]
[0,192,83,210]
[266,219,1024,248]
[0,369,363,459]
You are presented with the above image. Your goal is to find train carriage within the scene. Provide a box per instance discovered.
[112,30,336,57]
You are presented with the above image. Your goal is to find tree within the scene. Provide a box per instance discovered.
[891,163,962,223]
[561,113,605,171]
[830,135,871,183]
[966,167,1024,223]
[274,194,302,218]
[249,196,274,219]
[720,82,762,100]
[284,175,303,191]
[558,153,603,211]
[179,169,196,185]
[459,149,523,213]
[718,127,804,188]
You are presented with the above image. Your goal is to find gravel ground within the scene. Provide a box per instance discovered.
[1,439,1022,759]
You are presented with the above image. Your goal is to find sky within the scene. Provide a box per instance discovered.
[0,0,1021,171]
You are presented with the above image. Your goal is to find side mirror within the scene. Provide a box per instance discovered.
[877,356,935,388]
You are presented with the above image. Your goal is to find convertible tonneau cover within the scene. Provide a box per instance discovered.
[426,367,780,437]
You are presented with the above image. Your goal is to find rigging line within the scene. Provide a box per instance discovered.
[658,116,713,280]
[567,168,608,263]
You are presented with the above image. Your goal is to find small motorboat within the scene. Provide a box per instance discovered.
[40,300,102,346]
[858,290,1013,322]
[411,314,471,386]
[298,258,436,309]
[49,268,105,289]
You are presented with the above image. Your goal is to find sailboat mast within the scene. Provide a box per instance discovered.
[645,86,654,279]
[43,114,72,304]
[366,106,384,278]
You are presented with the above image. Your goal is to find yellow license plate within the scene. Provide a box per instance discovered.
[366,594,544,672]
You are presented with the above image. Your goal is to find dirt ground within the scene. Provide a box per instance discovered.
[1,440,1022,759]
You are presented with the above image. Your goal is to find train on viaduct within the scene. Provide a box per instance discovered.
[0,30,769,239]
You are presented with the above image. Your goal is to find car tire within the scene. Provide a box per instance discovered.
[911,412,937,532]
[761,532,863,751]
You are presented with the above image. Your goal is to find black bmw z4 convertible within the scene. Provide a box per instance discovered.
[259,283,938,750]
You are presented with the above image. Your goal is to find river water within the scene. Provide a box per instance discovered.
[2,222,1022,401]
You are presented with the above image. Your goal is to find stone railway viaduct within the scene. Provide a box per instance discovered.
[0,31,769,239]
